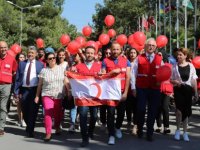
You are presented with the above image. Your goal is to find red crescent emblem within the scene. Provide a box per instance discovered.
[90,83,102,99]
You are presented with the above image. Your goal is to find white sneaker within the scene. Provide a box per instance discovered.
[183,132,190,142]
[174,130,180,141]
[21,120,27,127]
[68,124,75,132]
[108,136,115,145]
[115,129,122,139]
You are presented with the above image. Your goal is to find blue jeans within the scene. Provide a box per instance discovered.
[78,106,97,141]
[136,88,161,137]
[70,106,77,124]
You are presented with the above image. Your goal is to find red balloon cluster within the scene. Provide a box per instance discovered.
[85,40,98,53]
[104,15,115,27]
[156,65,172,82]
[96,41,102,49]
[192,56,200,69]
[60,34,71,46]
[75,36,86,48]
[67,41,80,55]
[108,29,116,38]
[82,26,92,37]
[116,34,127,46]
[36,38,44,48]
[128,32,146,51]
[10,44,21,54]
[99,34,110,45]
[156,35,168,48]
[7,50,16,57]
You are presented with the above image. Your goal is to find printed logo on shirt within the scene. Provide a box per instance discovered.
[155,65,160,69]
[5,64,11,69]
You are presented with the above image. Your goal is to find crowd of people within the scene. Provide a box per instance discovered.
[0,38,199,147]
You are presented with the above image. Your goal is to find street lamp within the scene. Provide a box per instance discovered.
[6,1,41,46]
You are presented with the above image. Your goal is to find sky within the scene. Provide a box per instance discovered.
[61,0,104,32]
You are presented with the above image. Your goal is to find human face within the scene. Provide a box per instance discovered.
[38,50,45,58]
[47,54,56,67]
[177,51,187,63]
[129,49,137,61]
[27,50,37,61]
[58,51,66,63]
[111,43,121,58]
[145,40,157,54]
[85,48,95,62]
[98,51,102,61]
[105,49,111,58]
[19,54,25,62]
[0,41,8,57]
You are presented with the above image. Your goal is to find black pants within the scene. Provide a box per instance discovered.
[106,106,115,136]
[21,87,39,134]
[126,94,137,125]
[115,101,126,129]
[156,93,170,128]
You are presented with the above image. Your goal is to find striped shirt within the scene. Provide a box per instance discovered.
[39,65,65,99]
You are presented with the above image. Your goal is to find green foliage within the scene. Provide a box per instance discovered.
[0,0,77,50]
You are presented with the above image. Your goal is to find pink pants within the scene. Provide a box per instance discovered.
[42,96,63,135]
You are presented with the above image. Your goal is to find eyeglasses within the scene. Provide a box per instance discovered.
[147,44,156,48]
[48,57,56,60]
[105,52,111,55]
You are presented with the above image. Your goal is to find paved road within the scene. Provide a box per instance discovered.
[1,105,200,150]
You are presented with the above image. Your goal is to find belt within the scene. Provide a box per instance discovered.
[0,82,11,85]
[22,86,37,90]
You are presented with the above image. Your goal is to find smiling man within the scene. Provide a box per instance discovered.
[0,41,17,136]
[14,46,44,138]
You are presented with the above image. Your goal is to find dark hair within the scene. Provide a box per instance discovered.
[56,48,66,64]
[45,52,55,61]
[85,46,96,52]
[15,53,26,62]
[127,48,139,60]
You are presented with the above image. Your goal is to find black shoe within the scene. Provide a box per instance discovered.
[137,131,143,139]
[155,128,161,133]
[89,134,94,140]
[43,135,52,142]
[26,132,34,138]
[164,128,171,134]
[80,140,89,147]
[146,135,154,142]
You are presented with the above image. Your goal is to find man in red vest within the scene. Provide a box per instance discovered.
[102,41,131,145]
[74,46,102,147]
[0,41,17,136]
[131,38,163,141]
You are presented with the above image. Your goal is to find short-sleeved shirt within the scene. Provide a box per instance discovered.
[39,65,65,99]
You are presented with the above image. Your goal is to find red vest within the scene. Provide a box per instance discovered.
[0,54,17,84]
[197,78,200,90]
[104,56,128,92]
[136,53,162,89]
[75,61,102,106]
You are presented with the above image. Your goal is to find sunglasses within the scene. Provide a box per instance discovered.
[105,52,111,55]
[48,57,56,60]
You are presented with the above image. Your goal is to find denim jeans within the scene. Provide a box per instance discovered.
[78,106,97,141]
[70,106,77,124]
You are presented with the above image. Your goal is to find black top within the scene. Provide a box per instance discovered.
[178,64,190,82]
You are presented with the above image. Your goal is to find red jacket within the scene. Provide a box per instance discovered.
[0,54,17,84]
[104,56,128,92]
[136,53,162,89]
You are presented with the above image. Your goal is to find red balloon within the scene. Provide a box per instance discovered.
[104,15,115,27]
[107,29,116,38]
[99,34,110,45]
[75,36,86,48]
[128,34,134,45]
[156,65,172,82]
[10,44,21,54]
[82,26,92,37]
[7,50,16,57]
[67,41,80,55]
[85,41,98,53]
[131,40,144,51]
[198,39,200,49]
[133,31,146,46]
[156,35,168,48]
[96,41,102,49]
[36,38,44,48]
[60,34,71,46]
[116,34,127,46]
[192,56,200,69]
